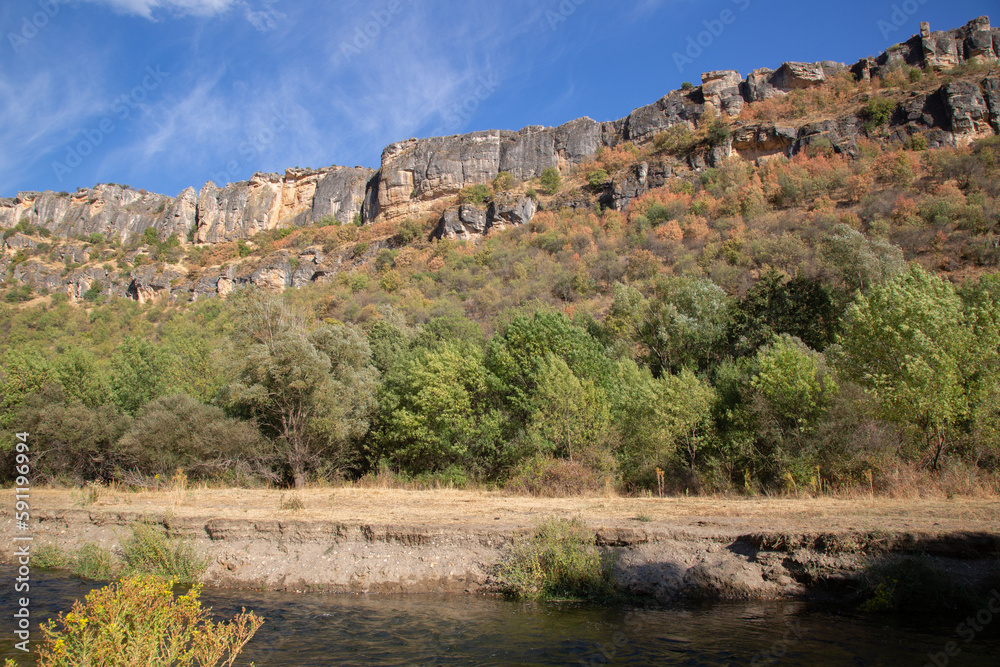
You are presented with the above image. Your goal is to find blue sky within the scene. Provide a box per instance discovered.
[1,0,995,198]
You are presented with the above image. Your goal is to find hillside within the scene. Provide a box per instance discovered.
[1,16,999,499]
[1,16,998,303]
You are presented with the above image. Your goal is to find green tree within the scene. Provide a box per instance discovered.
[661,369,717,474]
[367,319,411,374]
[54,348,108,409]
[376,342,504,475]
[751,334,837,433]
[727,271,840,357]
[539,167,562,195]
[109,337,172,416]
[222,290,378,487]
[412,314,484,351]
[527,355,610,463]
[485,311,611,423]
[0,350,51,430]
[607,277,730,376]
[606,360,669,481]
[607,361,715,487]
[838,266,974,468]
[13,384,131,482]
[820,225,905,293]
[957,274,1000,458]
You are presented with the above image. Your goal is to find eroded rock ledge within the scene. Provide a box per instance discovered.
[8,508,998,603]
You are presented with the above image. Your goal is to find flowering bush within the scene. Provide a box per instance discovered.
[19,575,263,667]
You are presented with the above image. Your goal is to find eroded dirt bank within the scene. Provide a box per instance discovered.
[3,488,998,602]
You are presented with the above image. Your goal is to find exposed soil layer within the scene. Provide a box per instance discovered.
[4,488,998,602]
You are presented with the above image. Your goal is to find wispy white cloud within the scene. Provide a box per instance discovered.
[243,1,284,31]
[0,64,111,193]
[77,0,237,19]
[93,64,329,189]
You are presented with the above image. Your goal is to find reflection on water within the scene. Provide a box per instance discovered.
[2,569,998,666]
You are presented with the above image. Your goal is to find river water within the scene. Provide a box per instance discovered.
[2,569,998,665]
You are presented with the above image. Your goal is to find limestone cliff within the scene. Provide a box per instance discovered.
[1,16,998,302]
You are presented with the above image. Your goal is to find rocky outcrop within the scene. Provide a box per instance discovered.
[919,16,998,70]
[981,77,1000,132]
[603,161,673,211]
[310,167,375,225]
[196,168,340,243]
[0,185,178,245]
[701,70,744,117]
[622,90,703,144]
[372,118,610,223]
[731,124,799,161]
[769,61,827,90]
[435,195,538,240]
[941,80,993,141]
[126,266,184,304]
[437,204,489,240]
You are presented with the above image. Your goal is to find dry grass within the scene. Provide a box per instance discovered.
[15,485,999,537]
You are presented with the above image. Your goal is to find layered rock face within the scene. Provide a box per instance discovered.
[4,16,998,247]
[0,185,183,245]
[194,167,374,243]
[0,167,374,246]
[372,118,611,223]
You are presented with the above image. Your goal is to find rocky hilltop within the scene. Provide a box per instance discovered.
[2,16,999,302]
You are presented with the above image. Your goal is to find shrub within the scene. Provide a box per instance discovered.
[705,119,732,146]
[389,219,419,245]
[653,124,698,155]
[539,167,562,195]
[34,544,69,570]
[236,240,252,258]
[4,284,33,303]
[82,281,103,302]
[71,543,118,581]
[586,167,609,189]
[30,574,263,667]
[493,517,615,601]
[14,385,133,482]
[116,394,270,481]
[862,97,896,133]
[493,171,516,192]
[504,456,609,496]
[458,184,491,205]
[681,81,694,91]
[120,522,208,583]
